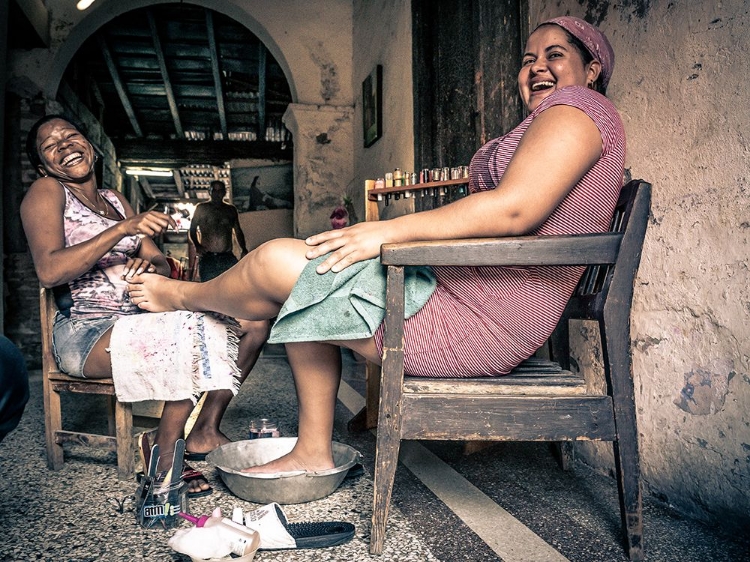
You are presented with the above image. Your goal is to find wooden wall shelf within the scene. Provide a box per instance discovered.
[367,178,469,201]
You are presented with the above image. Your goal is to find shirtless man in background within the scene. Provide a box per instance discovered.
[189,180,249,281]
[188,180,269,460]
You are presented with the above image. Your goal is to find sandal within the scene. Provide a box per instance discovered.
[184,450,209,462]
[244,502,355,550]
[181,466,213,498]
[138,432,213,498]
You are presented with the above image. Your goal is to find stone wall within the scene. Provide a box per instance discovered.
[3,96,46,368]
[4,253,40,369]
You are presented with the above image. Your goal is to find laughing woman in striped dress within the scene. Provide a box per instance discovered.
[128,17,624,474]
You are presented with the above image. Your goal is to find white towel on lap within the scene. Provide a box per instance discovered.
[110,311,241,403]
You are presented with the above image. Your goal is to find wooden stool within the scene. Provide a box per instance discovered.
[40,287,156,480]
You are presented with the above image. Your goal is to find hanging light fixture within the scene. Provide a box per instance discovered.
[76,0,96,11]
[125,168,174,177]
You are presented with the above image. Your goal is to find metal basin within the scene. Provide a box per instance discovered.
[206,438,362,504]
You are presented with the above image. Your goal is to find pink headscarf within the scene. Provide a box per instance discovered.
[539,16,615,89]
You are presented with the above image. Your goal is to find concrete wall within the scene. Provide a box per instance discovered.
[526,0,749,531]
[238,209,295,253]
[350,0,415,220]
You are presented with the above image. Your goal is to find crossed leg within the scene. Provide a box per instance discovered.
[127,238,308,319]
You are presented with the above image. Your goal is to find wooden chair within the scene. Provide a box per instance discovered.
[369,179,651,561]
[40,287,150,480]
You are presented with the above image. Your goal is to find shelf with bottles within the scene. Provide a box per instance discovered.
[367,178,469,202]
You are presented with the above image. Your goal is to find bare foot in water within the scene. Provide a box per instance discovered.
[241,451,335,475]
[127,272,185,312]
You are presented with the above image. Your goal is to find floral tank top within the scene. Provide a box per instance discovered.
[59,183,142,318]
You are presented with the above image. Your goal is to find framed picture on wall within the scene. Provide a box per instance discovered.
[362,64,383,147]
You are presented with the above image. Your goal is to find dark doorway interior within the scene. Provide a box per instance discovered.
[412,0,525,171]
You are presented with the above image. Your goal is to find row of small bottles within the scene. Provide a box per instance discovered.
[369,166,470,206]
[373,165,469,190]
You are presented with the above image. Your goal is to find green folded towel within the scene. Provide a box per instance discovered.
[268,255,437,343]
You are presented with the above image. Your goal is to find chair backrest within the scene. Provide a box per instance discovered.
[549,178,651,373]
[39,287,60,378]
[574,179,650,307]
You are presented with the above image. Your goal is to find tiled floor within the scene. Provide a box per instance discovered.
[0,349,747,561]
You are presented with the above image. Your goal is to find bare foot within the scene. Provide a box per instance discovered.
[127,272,186,312]
[185,429,232,457]
[241,451,335,474]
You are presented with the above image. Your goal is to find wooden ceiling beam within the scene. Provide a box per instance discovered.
[172,170,186,198]
[205,9,228,138]
[138,176,155,199]
[97,34,143,137]
[147,10,184,139]
[121,84,215,98]
[117,139,292,168]
[257,43,267,140]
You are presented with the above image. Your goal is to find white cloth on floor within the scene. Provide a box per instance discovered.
[109,311,241,403]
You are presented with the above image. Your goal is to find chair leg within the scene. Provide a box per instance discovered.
[552,441,575,471]
[371,265,406,554]
[603,321,644,560]
[115,400,134,480]
[43,381,64,471]
[106,395,116,436]
[613,433,643,560]
[370,425,402,555]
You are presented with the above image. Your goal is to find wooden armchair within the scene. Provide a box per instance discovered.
[40,287,157,480]
[369,179,651,561]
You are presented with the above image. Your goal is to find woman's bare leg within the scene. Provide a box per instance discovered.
[83,329,210,493]
[128,238,309,320]
[152,400,211,495]
[82,329,114,378]
[242,341,342,473]
[336,337,381,365]
[185,319,270,455]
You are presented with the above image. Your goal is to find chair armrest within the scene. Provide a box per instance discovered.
[380,232,623,267]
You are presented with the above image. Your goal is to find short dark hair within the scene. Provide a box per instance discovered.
[25,114,89,173]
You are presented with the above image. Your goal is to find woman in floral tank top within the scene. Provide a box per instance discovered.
[21,115,268,496]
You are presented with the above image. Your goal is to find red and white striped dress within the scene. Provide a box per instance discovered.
[374,86,626,377]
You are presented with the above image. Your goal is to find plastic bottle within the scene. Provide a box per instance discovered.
[179,509,260,556]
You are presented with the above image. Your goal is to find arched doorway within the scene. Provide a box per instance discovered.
[5,1,355,364]
[59,3,295,258]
